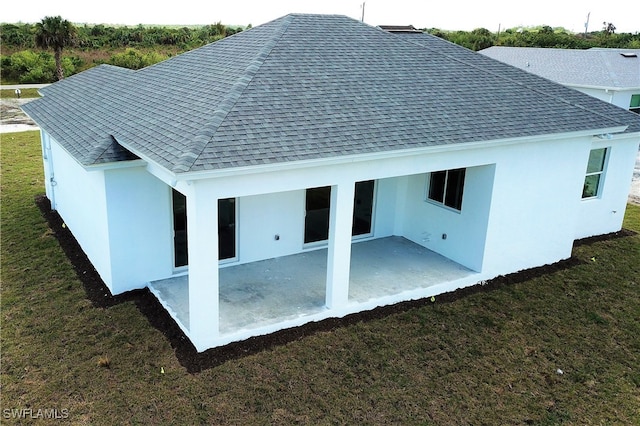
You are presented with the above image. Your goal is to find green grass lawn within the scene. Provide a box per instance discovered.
[2,130,639,424]
[0,88,41,99]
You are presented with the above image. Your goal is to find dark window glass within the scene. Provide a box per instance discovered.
[582,175,601,198]
[582,148,607,199]
[352,180,374,236]
[428,170,446,203]
[304,186,331,243]
[172,191,236,265]
[586,148,606,174]
[172,189,188,267]
[305,181,376,243]
[428,169,465,211]
[218,198,236,260]
[445,168,465,210]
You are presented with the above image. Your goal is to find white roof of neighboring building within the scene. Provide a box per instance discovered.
[480,46,640,90]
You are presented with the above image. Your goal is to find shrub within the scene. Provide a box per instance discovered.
[1,50,80,83]
[108,48,168,70]
[4,50,55,83]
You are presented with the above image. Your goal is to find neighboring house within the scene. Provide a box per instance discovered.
[480,46,640,113]
[23,14,640,352]
[378,25,422,33]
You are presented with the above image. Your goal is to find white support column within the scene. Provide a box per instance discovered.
[326,181,355,309]
[186,183,220,351]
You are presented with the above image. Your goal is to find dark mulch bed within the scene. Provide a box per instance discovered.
[35,195,636,373]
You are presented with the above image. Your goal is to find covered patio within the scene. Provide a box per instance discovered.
[149,236,477,336]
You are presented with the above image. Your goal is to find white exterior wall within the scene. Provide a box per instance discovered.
[400,165,495,272]
[41,132,173,295]
[104,168,174,293]
[40,132,55,204]
[235,181,399,265]
[41,126,638,350]
[237,191,305,263]
[481,138,588,276]
[372,177,399,238]
[45,134,113,286]
[608,89,637,111]
[174,133,636,350]
[178,133,618,281]
[574,136,640,239]
[574,86,639,111]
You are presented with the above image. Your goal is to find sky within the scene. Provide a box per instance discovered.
[2,0,638,34]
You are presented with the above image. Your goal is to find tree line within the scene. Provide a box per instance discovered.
[1,18,638,84]
[431,24,640,51]
[1,18,244,84]
[1,21,239,50]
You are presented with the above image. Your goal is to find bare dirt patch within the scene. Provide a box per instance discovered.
[630,180,640,205]
[0,98,39,132]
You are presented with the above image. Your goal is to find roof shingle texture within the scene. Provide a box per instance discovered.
[480,46,640,89]
[23,14,640,173]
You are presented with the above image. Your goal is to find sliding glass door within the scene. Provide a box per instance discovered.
[304,180,375,244]
[172,190,236,268]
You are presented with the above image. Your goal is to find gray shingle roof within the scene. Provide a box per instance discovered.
[480,46,640,89]
[23,14,640,174]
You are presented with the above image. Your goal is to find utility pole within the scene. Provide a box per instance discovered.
[584,12,590,37]
[361,2,366,22]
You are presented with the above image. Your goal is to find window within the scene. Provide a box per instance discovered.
[304,180,376,244]
[630,94,640,114]
[427,168,465,210]
[172,189,188,267]
[171,190,236,267]
[352,180,375,236]
[304,186,331,244]
[582,148,608,199]
[218,198,236,260]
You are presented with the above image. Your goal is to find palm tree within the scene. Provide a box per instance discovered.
[35,16,76,81]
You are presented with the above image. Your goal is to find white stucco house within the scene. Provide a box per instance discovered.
[480,46,640,113]
[23,14,640,352]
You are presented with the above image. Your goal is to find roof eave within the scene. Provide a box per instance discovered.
[83,159,148,171]
[172,126,629,182]
[566,83,640,92]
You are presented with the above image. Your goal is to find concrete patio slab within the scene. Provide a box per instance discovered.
[149,236,475,336]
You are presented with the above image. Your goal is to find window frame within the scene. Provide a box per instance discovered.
[303,180,378,247]
[352,180,376,239]
[426,168,466,211]
[171,189,238,270]
[629,94,640,114]
[218,197,238,264]
[171,189,189,270]
[581,147,609,200]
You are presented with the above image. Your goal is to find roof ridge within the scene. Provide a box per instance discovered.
[403,35,631,129]
[172,15,295,173]
[598,49,624,88]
